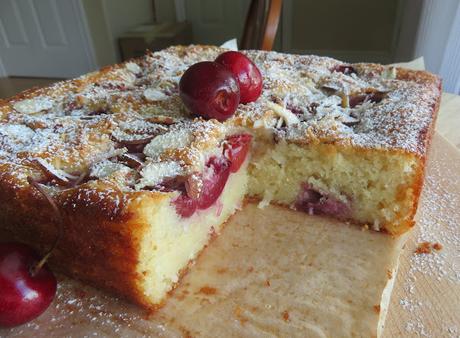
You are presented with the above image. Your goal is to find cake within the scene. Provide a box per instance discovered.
[0,45,441,308]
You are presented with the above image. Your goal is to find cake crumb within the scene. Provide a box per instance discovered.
[281,310,290,322]
[415,241,443,254]
[179,326,193,338]
[216,267,228,274]
[234,306,248,325]
[373,305,380,314]
[265,279,271,287]
[197,286,217,295]
[387,269,393,279]
[432,242,443,251]
[415,241,432,254]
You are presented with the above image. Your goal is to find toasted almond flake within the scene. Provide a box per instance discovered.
[90,160,131,179]
[119,153,144,169]
[266,101,300,126]
[185,173,202,199]
[33,158,77,184]
[382,66,397,80]
[13,97,53,114]
[340,93,350,108]
[114,135,154,145]
[143,129,192,158]
[125,62,141,74]
[276,117,284,129]
[135,161,183,190]
[143,88,169,101]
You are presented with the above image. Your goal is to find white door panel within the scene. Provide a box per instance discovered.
[0,0,95,78]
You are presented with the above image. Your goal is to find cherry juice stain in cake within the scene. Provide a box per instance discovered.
[196,156,231,210]
[224,134,252,173]
[173,134,252,218]
[295,183,351,219]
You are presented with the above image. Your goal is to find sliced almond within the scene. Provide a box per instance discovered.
[143,129,192,158]
[381,66,397,80]
[145,116,176,125]
[125,62,141,74]
[13,97,53,115]
[143,88,169,101]
[33,158,78,185]
[135,161,183,190]
[119,153,145,169]
[184,173,202,200]
[113,135,155,146]
[266,101,300,126]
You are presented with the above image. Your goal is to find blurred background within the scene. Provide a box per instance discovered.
[0,0,459,98]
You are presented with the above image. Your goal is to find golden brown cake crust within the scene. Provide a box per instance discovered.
[0,168,166,307]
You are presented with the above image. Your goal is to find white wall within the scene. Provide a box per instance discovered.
[101,0,154,61]
[438,4,460,94]
[394,0,424,62]
[413,0,460,93]
[414,0,458,72]
[81,0,154,67]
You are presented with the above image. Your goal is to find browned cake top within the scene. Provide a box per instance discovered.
[0,45,441,194]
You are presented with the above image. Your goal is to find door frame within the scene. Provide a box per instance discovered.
[0,57,6,77]
[73,0,98,71]
[437,2,460,94]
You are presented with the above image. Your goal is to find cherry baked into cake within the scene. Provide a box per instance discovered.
[0,45,441,308]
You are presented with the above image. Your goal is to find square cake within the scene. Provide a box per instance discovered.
[0,45,441,308]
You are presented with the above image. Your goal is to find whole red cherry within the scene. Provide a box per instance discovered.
[0,242,57,327]
[179,61,240,121]
[215,51,263,104]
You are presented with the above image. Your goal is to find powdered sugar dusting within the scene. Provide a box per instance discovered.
[0,45,440,199]
[395,144,460,337]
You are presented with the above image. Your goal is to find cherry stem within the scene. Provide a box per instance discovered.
[27,177,63,277]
